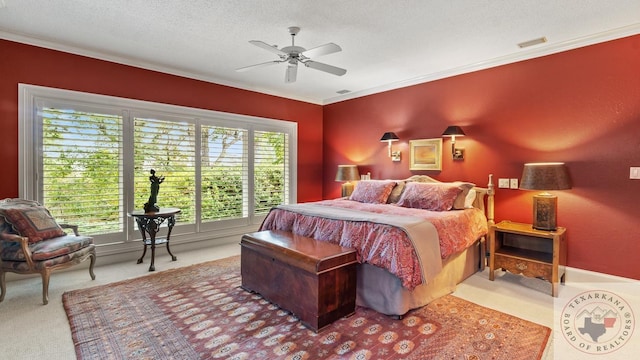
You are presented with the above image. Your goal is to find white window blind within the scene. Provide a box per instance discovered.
[254,130,289,215]
[201,125,248,222]
[19,84,297,246]
[133,116,197,223]
[40,107,124,235]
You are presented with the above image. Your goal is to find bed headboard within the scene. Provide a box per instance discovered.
[403,174,495,227]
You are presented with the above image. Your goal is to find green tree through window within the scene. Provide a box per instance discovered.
[41,108,123,235]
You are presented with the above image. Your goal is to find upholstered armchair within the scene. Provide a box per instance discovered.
[0,199,96,305]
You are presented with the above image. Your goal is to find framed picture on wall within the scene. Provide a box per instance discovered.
[409,138,442,170]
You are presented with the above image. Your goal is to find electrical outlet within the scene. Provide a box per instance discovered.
[630,167,640,179]
[498,178,510,188]
[510,178,519,189]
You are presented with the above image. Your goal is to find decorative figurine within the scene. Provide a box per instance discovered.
[144,169,165,213]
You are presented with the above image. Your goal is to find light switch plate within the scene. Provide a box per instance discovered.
[630,167,640,179]
[498,178,510,188]
[510,178,519,189]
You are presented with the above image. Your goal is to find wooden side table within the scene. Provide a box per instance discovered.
[128,208,181,271]
[489,220,567,297]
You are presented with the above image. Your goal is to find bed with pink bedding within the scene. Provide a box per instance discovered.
[260,175,495,316]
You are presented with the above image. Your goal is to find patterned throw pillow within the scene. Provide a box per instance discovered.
[1,205,66,243]
[396,182,463,211]
[386,180,406,204]
[349,180,397,204]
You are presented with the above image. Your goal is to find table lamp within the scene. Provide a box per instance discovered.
[335,165,360,197]
[519,162,571,231]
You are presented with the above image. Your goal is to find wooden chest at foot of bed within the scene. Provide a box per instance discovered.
[240,230,357,332]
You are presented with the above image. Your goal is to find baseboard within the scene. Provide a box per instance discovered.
[4,233,243,283]
[7,239,636,286]
[94,235,241,267]
[565,266,637,283]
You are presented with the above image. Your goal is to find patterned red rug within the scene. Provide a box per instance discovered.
[63,256,550,359]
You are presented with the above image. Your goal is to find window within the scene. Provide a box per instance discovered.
[19,84,297,245]
[40,107,124,235]
[200,125,247,223]
[254,130,290,214]
[133,115,197,224]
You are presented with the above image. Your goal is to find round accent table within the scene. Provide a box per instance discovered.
[128,208,181,271]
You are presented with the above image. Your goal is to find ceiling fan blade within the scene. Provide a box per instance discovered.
[236,60,282,72]
[304,60,347,76]
[249,40,288,57]
[285,62,298,83]
[301,43,342,58]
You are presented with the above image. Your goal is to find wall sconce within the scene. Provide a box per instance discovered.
[520,162,571,231]
[335,165,360,197]
[380,132,401,162]
[442,126,466,160]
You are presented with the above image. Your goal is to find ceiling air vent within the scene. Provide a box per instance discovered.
[336,89,351,94]
[518,37,547,48]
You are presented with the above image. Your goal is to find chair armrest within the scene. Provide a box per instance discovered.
[0,233,36,269]
[0,232,25,243]
[59,223,80,236]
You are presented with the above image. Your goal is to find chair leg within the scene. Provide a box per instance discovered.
[0,270,6,302]
[41,269,51,305]
[88,251,96,280]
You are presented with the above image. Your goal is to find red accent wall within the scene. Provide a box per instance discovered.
[0,39,323,202]
[324,35,640,280]
[2,36,640,279]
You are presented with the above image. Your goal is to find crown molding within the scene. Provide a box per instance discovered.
[323,22,640,105]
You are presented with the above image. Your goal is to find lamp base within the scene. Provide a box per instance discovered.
[532,192,557,231]
[342,182,355,197]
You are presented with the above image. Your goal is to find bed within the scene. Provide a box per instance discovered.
[259,174,495,316]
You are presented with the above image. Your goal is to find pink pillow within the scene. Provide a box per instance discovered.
[349,180,397,204]
[396,182,463,211]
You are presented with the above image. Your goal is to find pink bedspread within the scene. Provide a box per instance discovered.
[259,199,487,290]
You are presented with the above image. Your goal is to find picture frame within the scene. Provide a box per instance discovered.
[409,138,442,170]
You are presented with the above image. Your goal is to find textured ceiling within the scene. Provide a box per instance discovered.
[1,0,639,104]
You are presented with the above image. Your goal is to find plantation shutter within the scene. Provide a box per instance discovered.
[253,130,289,215]
[133,116,196,223]
[40,107,124,235]
[201,125,248,221]
[23,85,296,246]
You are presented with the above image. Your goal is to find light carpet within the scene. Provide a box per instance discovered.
[63,255,550,359]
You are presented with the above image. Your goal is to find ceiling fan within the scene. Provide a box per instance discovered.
[236,26,347,83]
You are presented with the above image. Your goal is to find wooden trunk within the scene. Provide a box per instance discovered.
[240,230,357,332]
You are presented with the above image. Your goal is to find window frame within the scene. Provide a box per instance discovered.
[18,84,297,245]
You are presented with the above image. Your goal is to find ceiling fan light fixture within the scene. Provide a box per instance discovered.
[288,26,300,37]
[237,26,346,83]
[285,61,298,83]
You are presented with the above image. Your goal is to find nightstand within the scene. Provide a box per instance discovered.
[489,220,567,297]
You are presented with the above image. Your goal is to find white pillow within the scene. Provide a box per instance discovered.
[451,182,475,210]
[464,189,477,208]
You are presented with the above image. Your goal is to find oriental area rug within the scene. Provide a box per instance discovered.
[63,256,550,360]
